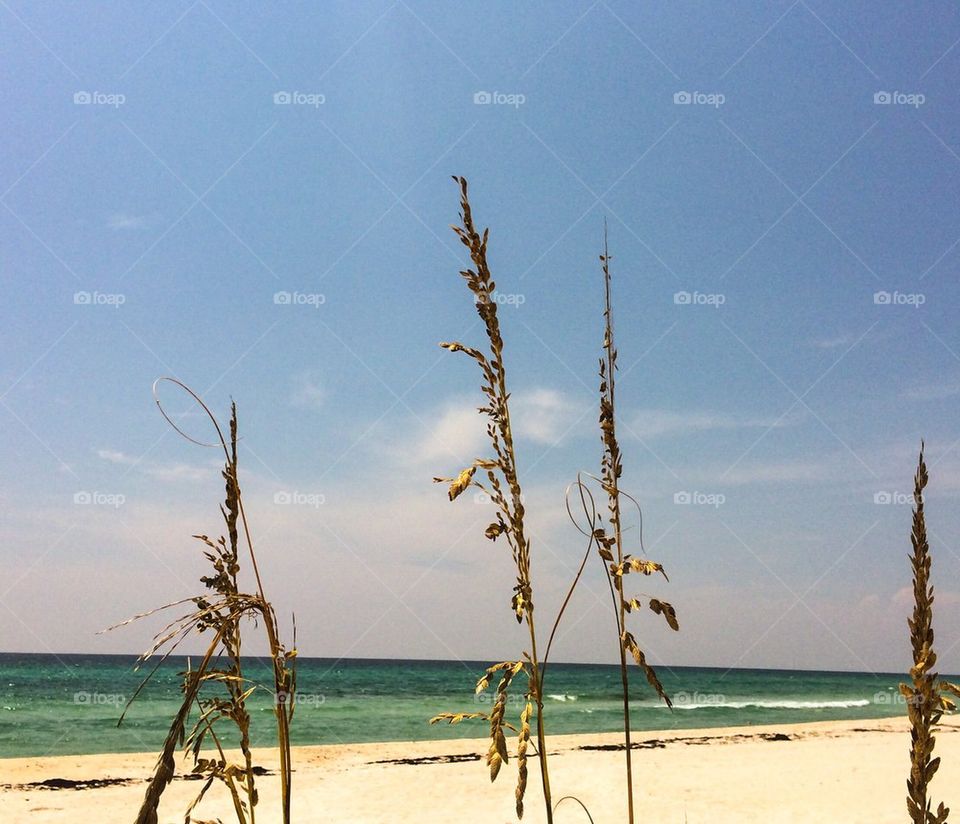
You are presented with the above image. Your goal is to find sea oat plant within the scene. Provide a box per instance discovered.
[429,177,553,822]
[903,444,959,824]
[108,380,296,824]
[567,234,677,823]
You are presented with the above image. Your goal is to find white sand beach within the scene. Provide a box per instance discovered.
[2,717,957,823]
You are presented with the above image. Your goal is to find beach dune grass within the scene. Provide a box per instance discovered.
[564,232,678,823]
[106,381,296,824]
[903,444,959,824]
[592,235,677,823]
[429,177,556,822]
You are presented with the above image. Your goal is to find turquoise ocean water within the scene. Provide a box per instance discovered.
[0,653,919,758]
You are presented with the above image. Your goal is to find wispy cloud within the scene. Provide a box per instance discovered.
[290,372,325,411]
[901,381,960,402]
[106,212,148,230]
[512,388,587,446]
[385,389,586,468]
[811,333,857,350]
[716,458,834,485]
[628,409,801,440]
[893,585,960,609]
[410,401,486,463]
[97,448,137,465]
[97,448,214,483]
[144,462,213,483]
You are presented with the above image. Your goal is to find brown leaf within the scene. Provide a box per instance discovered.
[429,711,487,726]
[448,467,476,501]
[622,631,672,708]
[515,700,532,818]
[629,557,668,579]
[485,521,505,540]
[487,746,503,782]
[649,598,679,631]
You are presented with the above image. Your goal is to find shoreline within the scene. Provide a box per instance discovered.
[3,717,959,822]
[0,708,912,762]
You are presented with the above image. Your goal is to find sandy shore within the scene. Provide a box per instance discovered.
[1,718,958,822]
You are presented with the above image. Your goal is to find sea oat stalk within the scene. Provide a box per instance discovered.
[570,232,678,823]
[430,177,553,821]
[903,443,958,824]
[107,381,296,824]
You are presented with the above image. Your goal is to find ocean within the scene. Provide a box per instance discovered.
[0,653,917,758]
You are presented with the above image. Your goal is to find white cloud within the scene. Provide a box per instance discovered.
[407,403,487,465]
[697,438,960,490]
[512,388,587,446]
[716,459,834,485]
[106,212,148,230]
[97,448,137,465]
[399,390,586,467]
[892,585,960,609]
[811,327,895,351]
[14,428,960,670]
[901,382,960,402]
[144,462,214,483]
[97,447,213,483]
[811,334,856,350]
[290,373,325,411]
[628,409,799,440]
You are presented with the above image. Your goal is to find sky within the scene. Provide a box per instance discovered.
[2,1,960,674]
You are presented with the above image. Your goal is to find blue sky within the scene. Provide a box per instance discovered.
[2,1,960,673]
